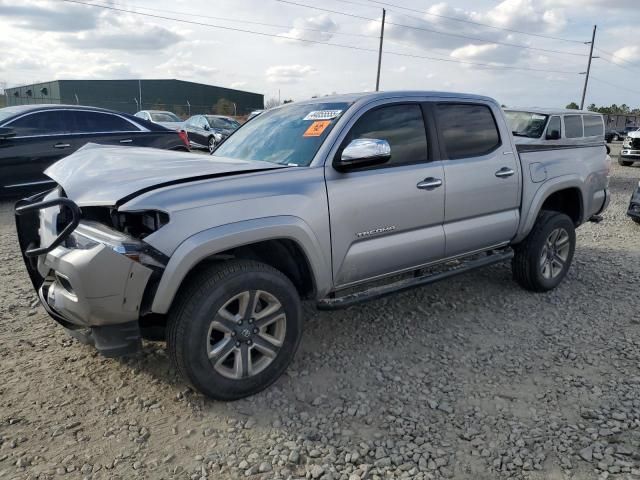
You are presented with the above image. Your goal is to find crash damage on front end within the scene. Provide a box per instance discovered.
[14,144,285,356]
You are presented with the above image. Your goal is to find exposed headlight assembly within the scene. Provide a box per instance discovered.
[66,221,167,268]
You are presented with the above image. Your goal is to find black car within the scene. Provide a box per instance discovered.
[606,126,638,143]
[0,104,190,195]
[183,114,241,153]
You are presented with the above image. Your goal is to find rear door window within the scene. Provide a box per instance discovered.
[7,110,71,137]
[437,103,501,159]
[71,111,139,133]
[564,115,584,138]
[583,115,604,136]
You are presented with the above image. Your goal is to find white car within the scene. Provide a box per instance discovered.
[134,110,184,131]
[620,130,640,166]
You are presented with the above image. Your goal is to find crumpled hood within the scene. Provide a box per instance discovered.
[45,143,285,206]
[627,131,640,139]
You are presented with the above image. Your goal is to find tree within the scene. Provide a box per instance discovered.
[264,97,281,109]
[566,102,579,110]
[214,98,235,115]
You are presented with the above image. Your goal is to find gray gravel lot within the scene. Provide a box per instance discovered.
[1,144,640,480]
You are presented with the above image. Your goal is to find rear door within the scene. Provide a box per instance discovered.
[0,110,74,191]
[185,116,209,148]
[434,102,520,257]
[69,110,144,148]
[325,102,446,287]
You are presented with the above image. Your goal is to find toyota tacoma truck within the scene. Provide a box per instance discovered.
[15,91,611,400]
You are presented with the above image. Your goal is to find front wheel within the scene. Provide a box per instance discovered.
[512,211,576,292]
[619,158,634,167]
[167,260,302,400]
[207,136,216,153]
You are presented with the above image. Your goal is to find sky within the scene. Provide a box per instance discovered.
[1,0,640,108]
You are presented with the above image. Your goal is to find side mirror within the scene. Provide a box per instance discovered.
[335,138,391,171]
[546,129,560,140]
[0,127,15,140]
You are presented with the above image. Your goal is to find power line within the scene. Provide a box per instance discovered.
[278,0,588,58]
[594,47,640,68]
[589,76,640,97]
[87,0,378,39]
[61,0,580,75]
[594,54,640,76]
[360,0,587,44]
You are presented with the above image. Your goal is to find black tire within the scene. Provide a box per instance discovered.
[632,217,640,225]
[512,210,576,292]
[207,136,216,153]
[619,158,634,167]
[167,260,302,401]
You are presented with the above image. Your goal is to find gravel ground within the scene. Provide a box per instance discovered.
[1,145,640,480]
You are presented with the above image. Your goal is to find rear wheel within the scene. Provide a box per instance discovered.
[167,260,302,400]
[512,211,576,292]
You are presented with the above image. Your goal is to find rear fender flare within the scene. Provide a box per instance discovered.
[514,176,585,243]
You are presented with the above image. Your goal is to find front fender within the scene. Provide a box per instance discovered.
[514,175,585,244]
[150,215,331,314]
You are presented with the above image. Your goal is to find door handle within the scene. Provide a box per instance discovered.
[495,167,515,178]
[417,177,443,190]
[53,143,71,149]
[119,139,133,143]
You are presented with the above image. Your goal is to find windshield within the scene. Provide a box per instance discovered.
[213,102,351,166]
[505,111,549,138]
[151,112,181,122]
[207,116,240,129]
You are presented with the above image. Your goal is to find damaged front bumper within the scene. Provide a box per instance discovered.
[15,190,156,357]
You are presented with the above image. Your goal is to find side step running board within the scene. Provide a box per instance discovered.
[317,248,514,310]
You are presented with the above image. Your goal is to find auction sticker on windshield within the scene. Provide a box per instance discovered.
[303,110,343,121]
[303,120,331,137]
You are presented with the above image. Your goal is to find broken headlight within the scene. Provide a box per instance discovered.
[66,221,167,268]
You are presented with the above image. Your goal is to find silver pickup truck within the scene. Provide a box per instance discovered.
[15,91,610,400]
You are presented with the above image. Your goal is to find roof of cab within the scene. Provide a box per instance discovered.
[291,90,499,107]
[504,107,602,116]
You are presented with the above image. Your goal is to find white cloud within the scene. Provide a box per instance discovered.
[611,46,640,64]
[157,55,218,80]
[265,64,316,83]
[231,81,248,89]
[450,43,521,65]
[65,24,182,51]
[0,0,100,32]
[278,14,338,44]
[475,0,566,33]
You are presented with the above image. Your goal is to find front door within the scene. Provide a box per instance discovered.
[434,102,520,257]
[325,103,446,287]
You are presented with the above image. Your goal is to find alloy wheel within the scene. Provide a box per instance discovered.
[207,290,286,379]
[539,228,571,280]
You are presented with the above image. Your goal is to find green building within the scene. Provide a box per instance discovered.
[4,79,264,117]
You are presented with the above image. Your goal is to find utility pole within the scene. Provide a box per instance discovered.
[580,25,597,110]
[375,8,386,92]
[138,79,143,111]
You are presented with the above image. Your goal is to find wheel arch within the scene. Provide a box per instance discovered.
[515,178,585,243]
[150,216,332,314]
